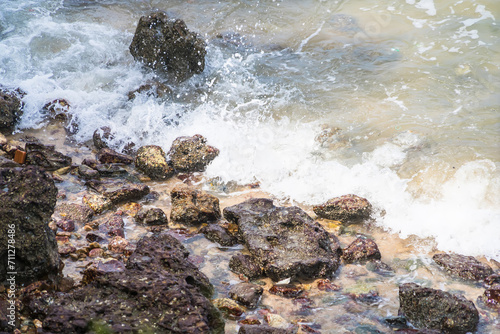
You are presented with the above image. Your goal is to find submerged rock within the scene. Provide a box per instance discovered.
[170,184,221,226]
[342,237,381,264]
[200,223,238,246]
[0,88,23,134]
[129,12,206,82]
[229,283,263,309]
[238,324,296,334]
[398,283,479,333]
[213,298,245,317]
[0,167,61,284]
[168,134,219,173]
[224,198,341,281]
[135,145,174,180]
[25,142,72,171]
[313,194,372,223]
[432,253,493,281]
[269,284,304,298]
[54,203,93,226]
[127,81,172,100]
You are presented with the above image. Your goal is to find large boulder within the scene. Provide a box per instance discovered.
[313,194,372,223]
[223,198,341,281]
[0,167,61,284]
[129,12,206,82]
[0,89,23,134]
[398,283,479,333]
[170,184,221,226]
[168,134,219,173]
[28,234,224,333]
[432,253,493,281]
[135,145,174,180]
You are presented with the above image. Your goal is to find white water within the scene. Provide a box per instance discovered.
[1,0,499,260]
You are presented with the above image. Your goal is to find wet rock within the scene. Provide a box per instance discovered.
[0,155,20,167]
[229,283,263,308]
[108,236,130,254]
[213,298,245,317]
[86,179,150,205]
[485,274,500,286]
[43,99,70,121]
[25,143,71,171]
[82,194,113,214]
[0,89,23,134]
[58,242,76,257]
[134,207,168,226]
[129,12,207,82]
[366,260,395,276]
[97,147,133,165]
[269,284,304,298]
[36,234,225,333]
[0,167,61,284]
[229,254,263,280]
[170,184,221,226]
[92,126,114,150]
[82,158,98,169]
[93,213,125,238]
[224,198,341,281]
[135,145,174,180]
[398,283,479,333]
[81,259,126,284]
[200,223,238,246]
[481,284,500,309]
[238,324,296,334]
[342,237,381,264]
[168,134,219,172]
[95,163,128,177]
[127,81,172,100]
[88,248,104,258]
[77,164,99,179]
[432,253,493,281]
[313,194,372,223]
[265,314,292,330]
[56,219,75,232]
[317,279,341,291]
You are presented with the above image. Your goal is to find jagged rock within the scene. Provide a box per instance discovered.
[313,194,372,223]
[0,155,20,168]
[29,234,224,333]
[398,283,479,333]
[238,325,296,334]
[93,126,114,150]
[56,220,75,232]
[129,12,206,82]
[86,179,150,205]
[212,298,245,317]
[269,285,304,298]
[77,165,99,180]
[95,214,125,238]
[97,148,133,165]
[43,99,70,120]
[229,254,263,280]
[168,134,219,172]
[224,198,341,281]
[25,143,71,171]
[342,237,381,264]
[127,81,172,100]
[0,167,61,284]
[432,253,493,281]
[229,283,263,309]
[135,207,168,226]
[170,184,221,226]
[366,260,395,277]
[82,194,113,214]
[95,163,127,177]
[135,145,174,180]
[481,284,500,309]
[0,89,23,134]
[200,223,238,246]
[108,236,130,254]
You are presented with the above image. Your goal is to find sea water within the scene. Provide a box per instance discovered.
[1,0,499,261]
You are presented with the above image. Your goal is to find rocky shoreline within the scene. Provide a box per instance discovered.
[1,10,499,334]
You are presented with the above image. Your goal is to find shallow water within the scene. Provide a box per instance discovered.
[1,1,500,330]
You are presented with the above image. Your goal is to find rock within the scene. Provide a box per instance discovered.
[366,260,395,276]
[269,284,304,298]
[228,283,263,308]
[170,184,221,226]
[342,237,381,264]
[97,148,133,165]
[77,164,99,180]
[224,198,341,281]
[0,89,23,134]
[82,194,113,214]
[135,207,168,226]
[32,234,225,333]
[265,314,292,330]
[96,214,125,238]
[481,284,500,309]
[135,145,174,180]
[43,99,70,121]
[55,220,75,232]
[316,279,341,291]
[398,283,479,333]
[313,194,372,223]
[88,248,104,258]
[432,253,493,281]
[0,167,61,284]
[238,325,296,334]
[129,12,207,82]
[212,298,245,317]
[93,126,114,150]
[168,134,219,173]
[108,236,130,254]
[0,155,20,168]
[25,143,72,171]
[229,254,263,280]
[81,259,126,284]
[86,179,150,205]
[127,81,172,100]
[58,242,76,257]
[485,274,500,286]
[200,223,238,246]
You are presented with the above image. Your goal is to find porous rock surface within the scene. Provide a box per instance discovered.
[432,253,493,281]
[168,134,219,173]
[313,194,372,223]
[170,184,221,226]
[224,198,341,281]
[135,145,174,180]
[0,89,23,134]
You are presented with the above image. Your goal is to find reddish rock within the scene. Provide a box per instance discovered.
[58,243,76,257]
[108,236,130,254]
[269,284,304,298]
[317,279,341,291]
[170,184,221,226]
[342,237,381,264]
[481,284,500,309]
[77,165,99,180]
[88,248,104,258]
[56,219,75,232]
[313,194,372,223]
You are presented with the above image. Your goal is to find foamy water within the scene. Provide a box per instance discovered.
[1,0,499,260]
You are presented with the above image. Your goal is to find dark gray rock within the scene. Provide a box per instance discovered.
[0,89,23,134]
[0,167,61,284]
[398,283,479,333]
[200,223,238,246]
[481,284,500,309]
[342,237,381,264]
[127,81,172,100]
[229,254,263,280]
[224,198,341,282]
[168,134,219,173]
[313,194,372,223]
[135,145,174,180]
[97,148,133,165]
[0,156,20,168]
[93,126,114,150]
[135,207,168,226]
[25,142,71,171]
[94,163,128,177]
[170,184,221,226]
[228,283,263,308]
[129,12,206,82]
[77,164,99,180]
[433,253,493,281]
[238,325,296,334]
[85,179,150,206]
